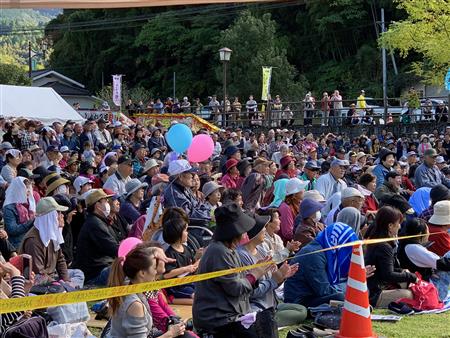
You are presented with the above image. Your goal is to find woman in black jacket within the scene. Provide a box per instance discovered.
[365,206,418,308]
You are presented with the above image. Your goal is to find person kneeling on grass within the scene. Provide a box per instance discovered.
[162,208,202,305]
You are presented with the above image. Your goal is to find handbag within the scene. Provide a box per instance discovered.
[398,272,444,311]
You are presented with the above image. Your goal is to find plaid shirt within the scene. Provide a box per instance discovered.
[20,131,37,151]
[418,205,433,222]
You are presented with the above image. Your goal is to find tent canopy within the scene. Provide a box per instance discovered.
[0,85,85,124]
[0,0,269,8]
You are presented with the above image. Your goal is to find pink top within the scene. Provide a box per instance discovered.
[221,173,238,189]
[278,201,294,243]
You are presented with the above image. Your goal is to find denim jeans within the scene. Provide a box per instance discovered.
[86,266,111,286]
[430,251,450,301]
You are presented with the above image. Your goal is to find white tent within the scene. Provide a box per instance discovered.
[0,85,85,124]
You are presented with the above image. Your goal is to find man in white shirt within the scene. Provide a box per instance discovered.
[325,187,365,226]
[316,159,349,200]
[103,155,132,196]
[94,118,112,147]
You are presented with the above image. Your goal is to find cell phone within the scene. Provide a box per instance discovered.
[22,254,32,281]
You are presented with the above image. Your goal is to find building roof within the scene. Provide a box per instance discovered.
[31,69,85,89]
[42,81,91,96]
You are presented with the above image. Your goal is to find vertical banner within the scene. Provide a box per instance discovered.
[112,75,122,107]
[261,66,272,101]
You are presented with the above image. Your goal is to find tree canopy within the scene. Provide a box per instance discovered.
[379,0,450,85]
[40,2,432,102]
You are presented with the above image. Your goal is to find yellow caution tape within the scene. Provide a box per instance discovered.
[0,231,444,314]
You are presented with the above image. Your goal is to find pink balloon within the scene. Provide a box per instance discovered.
[118,237,142,258]
[187,134,214,163]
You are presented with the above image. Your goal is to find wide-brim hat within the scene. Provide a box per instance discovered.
[247,215,271,240]
[214,203,256,241]
[85,189,115,207]
[46,175,70,196]
[429,200,450,225]
[280,155,295,169]
[125,178,148,198]
[143,159,159,173]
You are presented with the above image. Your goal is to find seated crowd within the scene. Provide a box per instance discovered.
[0,117,450,337]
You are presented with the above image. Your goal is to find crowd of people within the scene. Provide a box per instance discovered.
[122,89,449,128]
[0,114,449,337]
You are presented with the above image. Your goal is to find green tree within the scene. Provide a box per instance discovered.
[218,11,307,101]
[0,63,31,85]
[379,0,450,85]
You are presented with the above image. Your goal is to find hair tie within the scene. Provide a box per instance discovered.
[119,256,126,266]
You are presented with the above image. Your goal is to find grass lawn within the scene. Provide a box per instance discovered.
[86,302,450,338]
[278,310,450,338]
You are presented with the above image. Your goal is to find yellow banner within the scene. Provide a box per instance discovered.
[261,67,272,101]
[0,232,442,314]
[134,113,219,133]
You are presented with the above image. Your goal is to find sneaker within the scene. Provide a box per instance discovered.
[388,301,414,315]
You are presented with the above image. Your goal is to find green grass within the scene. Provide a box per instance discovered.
[86,301,450,338]
[278,310,450,338]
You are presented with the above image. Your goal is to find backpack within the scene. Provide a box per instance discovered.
[1,316,48,338]
[397,272,444,311]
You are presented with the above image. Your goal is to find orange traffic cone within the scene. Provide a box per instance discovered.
[336,244,377,338]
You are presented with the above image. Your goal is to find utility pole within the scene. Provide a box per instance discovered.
[28,41,32,78]
[381,8,388,122]
[173,72,176,99]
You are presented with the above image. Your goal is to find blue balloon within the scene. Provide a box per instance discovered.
[165,123,193,153]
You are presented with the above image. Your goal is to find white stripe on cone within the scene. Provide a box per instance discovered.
[347,277,368,293]
[343,300,371,318]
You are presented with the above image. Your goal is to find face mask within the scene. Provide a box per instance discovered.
[313,211,321,222]
[56,185,68,195]
[101,202,111,218]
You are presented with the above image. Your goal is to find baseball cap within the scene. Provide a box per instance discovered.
[36,197,68,216]
[341,187,364,200]
[85,189,114,207]
[118,155,132,165]
[436,156,446,164]
[356,152,367,160]
[331,159,350,167]
[46,145,59,153]
[0,142,13,151]
[59,146,70,153]
[168,159,197,176]
[304,160,320,170]
[424,149,438,157]
[73,176,93,194]
[407,151,417,157]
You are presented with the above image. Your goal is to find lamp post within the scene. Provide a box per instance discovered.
[219,47,232,127]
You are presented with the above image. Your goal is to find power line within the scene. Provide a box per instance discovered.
[0,1,301,35]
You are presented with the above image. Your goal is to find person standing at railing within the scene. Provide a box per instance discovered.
[356,90,366,116]
[320,92,331,127]
[231,97,242,125]
[303,92,314,127]
[246,95,258,126]
[194,98,203,116]
[331,90,343,126]
[272,95,283,127]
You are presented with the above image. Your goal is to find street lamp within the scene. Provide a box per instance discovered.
[219,47,232,126]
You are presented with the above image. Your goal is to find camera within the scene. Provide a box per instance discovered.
[167,315,194,331]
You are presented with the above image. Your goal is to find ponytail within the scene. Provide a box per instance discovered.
[107,246,157,315]
[107,257,126,315]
